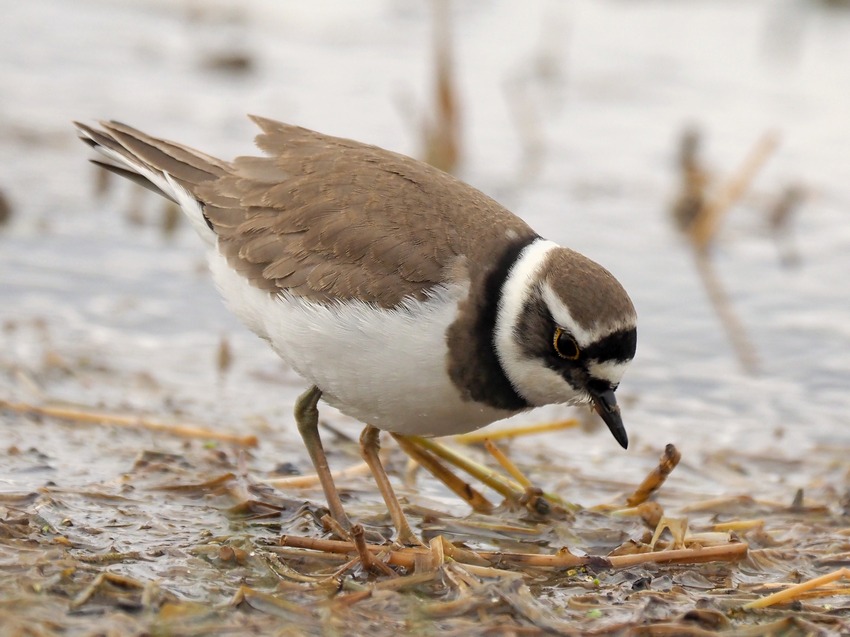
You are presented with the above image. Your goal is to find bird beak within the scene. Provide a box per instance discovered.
[590,388,628,450]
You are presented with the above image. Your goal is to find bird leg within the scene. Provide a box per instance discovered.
[360,425,422,546]
[294,385,351,533]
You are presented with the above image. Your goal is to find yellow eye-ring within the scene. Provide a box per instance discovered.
[553,327,580,360]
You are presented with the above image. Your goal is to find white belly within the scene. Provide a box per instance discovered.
[207,250,517,436]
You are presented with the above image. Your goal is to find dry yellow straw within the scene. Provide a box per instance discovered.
[280,534,748,571]
[454,419,579,444]
[266,460,373,489]
[713,519,764,532]
[742,568,850,610]
[626,443,681,507]
[407,436,524,499]
[1,398,257,446]
[484,439,533,489]
[394,435,494,513]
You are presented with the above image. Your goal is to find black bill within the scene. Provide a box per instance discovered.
[590,388,628,449]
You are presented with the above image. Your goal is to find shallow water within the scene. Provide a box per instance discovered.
[1,0,850,633]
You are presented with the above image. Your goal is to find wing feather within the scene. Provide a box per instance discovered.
[79,117,537,307]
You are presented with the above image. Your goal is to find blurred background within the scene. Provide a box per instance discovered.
[1,0,849,486]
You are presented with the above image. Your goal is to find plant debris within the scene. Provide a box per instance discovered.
[3,399,849,635]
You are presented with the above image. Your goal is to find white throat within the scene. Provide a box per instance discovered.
[494,239,583,407]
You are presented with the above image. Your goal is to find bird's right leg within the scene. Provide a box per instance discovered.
[294,385,351,532]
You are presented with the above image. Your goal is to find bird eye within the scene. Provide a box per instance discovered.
[553,327,580,360]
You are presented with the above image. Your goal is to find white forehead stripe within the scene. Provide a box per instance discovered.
[541,282,634,348]
[540,282,596,347]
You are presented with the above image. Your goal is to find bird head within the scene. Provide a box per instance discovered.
[495,240,637,448]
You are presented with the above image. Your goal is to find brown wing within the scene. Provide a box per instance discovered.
[83,116,536,308]
[198,117,536,307]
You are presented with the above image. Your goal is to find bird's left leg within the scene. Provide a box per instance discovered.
[359,425,422,546]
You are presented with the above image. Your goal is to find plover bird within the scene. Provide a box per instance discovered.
[75,117,637,544]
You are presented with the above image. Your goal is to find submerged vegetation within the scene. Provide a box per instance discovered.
[2,400,850,635]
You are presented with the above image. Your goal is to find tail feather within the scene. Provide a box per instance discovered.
[89,159,176,202]
[102,120,227,186]
[74,121,226,244]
